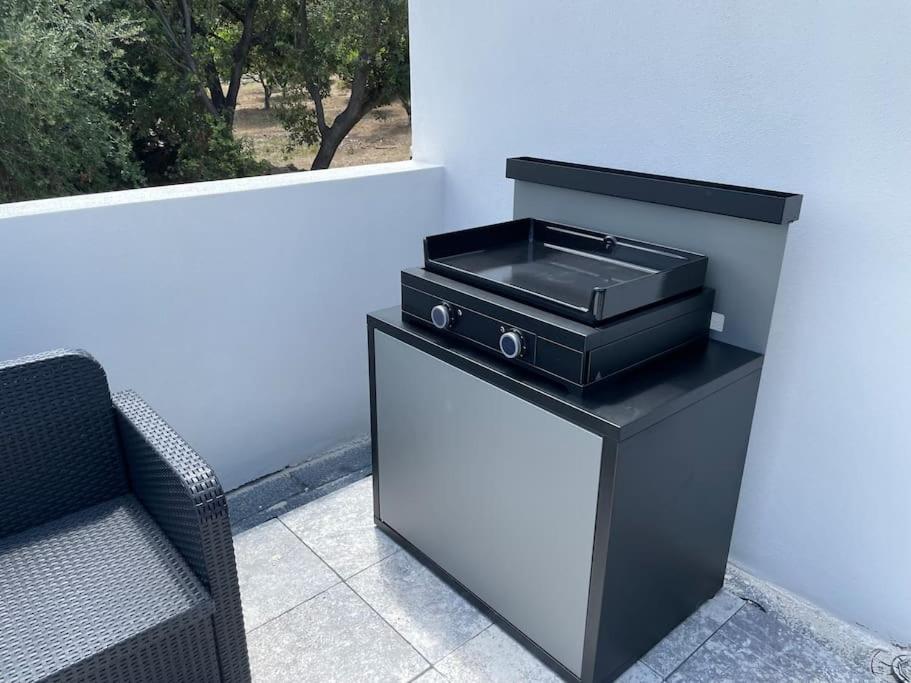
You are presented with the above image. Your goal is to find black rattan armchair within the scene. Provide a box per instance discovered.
[0,350,251,682]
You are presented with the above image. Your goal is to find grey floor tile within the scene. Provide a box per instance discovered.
[412,668,447,682]
[615,661,663,683]
[280,476,400,578]
[667,630,787,682]
[642,589,743,677]
[434,626,562,683]
[719,605,873,682]
[725,564,897,677]
[247,583,428,683]
[349,550,492,663]
[234,519,339,631]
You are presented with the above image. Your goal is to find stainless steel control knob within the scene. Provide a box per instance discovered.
[499,330,523,359]
[430,303,453,329]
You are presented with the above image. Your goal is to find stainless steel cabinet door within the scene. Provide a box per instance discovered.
[373,330,603,676]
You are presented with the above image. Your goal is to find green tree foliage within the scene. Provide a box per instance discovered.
[142,0,262,124]
[0,0,266,202]
[121,0,268,180]
[0,0,408,202]
[0,0,144,202]
[121,43,267,184]
[242,1,298,110]
[143,0,409,170]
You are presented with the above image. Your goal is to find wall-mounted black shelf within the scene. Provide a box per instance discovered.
[506,157,802,225]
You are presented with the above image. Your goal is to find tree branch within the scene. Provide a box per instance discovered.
[145,0,182,54]
[145,0,219,116]
[293,0,327,136]
[176,0,200,75]
[223,0,259,119]
[178,0,193,44]
[204,60,228,112]
[307,83,329,137]
[219,1,269,48]
[219,0,244,22]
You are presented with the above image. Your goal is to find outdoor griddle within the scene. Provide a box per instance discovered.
[367,157,802,682]
[406,218,713,392]
[424,218,707,324]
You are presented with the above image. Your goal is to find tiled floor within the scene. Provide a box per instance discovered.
[233,476,897,682]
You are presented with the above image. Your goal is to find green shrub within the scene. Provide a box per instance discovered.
[0,0,144,202]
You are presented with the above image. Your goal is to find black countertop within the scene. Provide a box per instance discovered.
[368,306,763,441]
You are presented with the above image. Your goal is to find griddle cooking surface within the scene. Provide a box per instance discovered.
[438,242,653,312]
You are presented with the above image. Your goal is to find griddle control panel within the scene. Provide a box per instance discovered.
[401,285,537,366]
[400,268,716,392]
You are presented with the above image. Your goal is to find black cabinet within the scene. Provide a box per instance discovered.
[369,308,762,682]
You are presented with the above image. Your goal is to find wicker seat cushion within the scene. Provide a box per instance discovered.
[0,495,214,682]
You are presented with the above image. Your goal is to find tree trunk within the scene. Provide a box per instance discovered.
[262,82,272,110]
[205,62,228,118]
[309,95,376,170]
[309,53,376,170]
[224,0,259,119]
[296,2,380,170]
[310,125,346,170]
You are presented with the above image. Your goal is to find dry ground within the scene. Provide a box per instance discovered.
[233,79,411,171]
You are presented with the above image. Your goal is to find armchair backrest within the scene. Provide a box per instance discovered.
[0,350,128,537]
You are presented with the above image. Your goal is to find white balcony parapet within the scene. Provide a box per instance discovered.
[0,161,438,221]
[0,160,443,490]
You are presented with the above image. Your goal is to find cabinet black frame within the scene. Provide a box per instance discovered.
[367,308,763,682]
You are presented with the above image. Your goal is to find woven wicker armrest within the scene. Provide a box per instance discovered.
[113,390,251,683]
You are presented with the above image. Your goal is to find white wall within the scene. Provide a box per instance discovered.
[409,2,911,642]
[0,162,442,490]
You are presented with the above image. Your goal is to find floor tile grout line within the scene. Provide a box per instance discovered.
[277,505,487,668]
[244,579,342,637]
[435,618,568,681]
[276,516,434,669]
[347,567,493,671]
[276,516,349,585]
[404,665,434,683]
[245,486,484,676]
[243,527,435,675]
[274,500,400,584]
[242,517,347,637]
[343,547,403,582]
[641,659,663,679]
[343,549,499,670]
[405,665,451,682]
[345,580,433,669]
[661,602,747,680]
[434,622,496,670]
[275,515,402,586]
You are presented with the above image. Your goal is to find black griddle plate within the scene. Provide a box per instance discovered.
[424,218,708,324]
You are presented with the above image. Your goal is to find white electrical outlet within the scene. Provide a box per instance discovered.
[710,312,725,332]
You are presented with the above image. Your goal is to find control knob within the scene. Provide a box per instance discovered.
[499,330,524,359]
[430,303,453,329]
